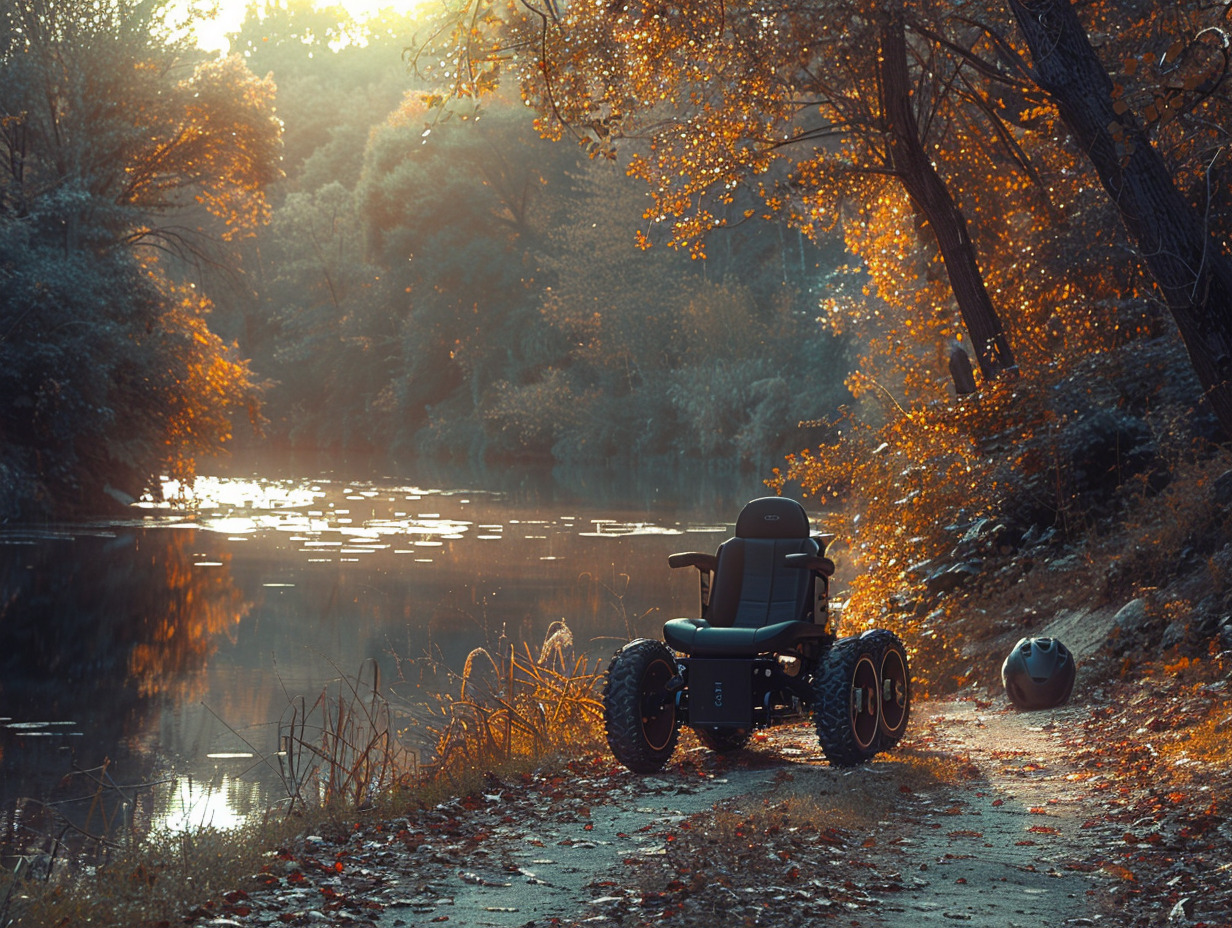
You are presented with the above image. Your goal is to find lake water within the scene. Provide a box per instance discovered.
[0,462,776,844]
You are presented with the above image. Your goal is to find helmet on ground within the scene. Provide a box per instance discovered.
[1001,637,1076,710]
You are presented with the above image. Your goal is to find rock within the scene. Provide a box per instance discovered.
[1047,554,1080,572]
[1160,620,1187,651]
[925,562,982,596]
[1213,469,1232,507]
[1020,524,1056,549]
[1114,598,1148,633]
[1218,617,1232,653]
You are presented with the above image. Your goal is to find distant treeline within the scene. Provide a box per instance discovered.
[0,0,849,518]
[219,2,849,467]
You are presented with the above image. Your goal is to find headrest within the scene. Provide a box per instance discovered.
[734,496,810,539]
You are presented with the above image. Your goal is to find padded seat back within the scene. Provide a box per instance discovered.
[707,497,818,629]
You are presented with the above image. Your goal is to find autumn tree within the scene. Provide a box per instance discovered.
[418,0,1037,385]
[1007,0,1232,437]
[0,0,280,516]
[877,7,1018,379]
[768,1,1232,666]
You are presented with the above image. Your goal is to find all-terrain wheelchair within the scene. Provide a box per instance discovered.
[604,496,910,772]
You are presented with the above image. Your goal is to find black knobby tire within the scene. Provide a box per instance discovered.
[604,638,681,773]
[861,628,911,751]
[693,725,751,753]
[813,635,881,767]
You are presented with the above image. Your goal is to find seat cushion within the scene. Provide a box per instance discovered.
[663,617,829,657]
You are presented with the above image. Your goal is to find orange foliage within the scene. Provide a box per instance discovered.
[176,56,283,239]
[117,54,282,239]
[151,282,262,485]
[416,0,1232,689]
[770,384,1023,686]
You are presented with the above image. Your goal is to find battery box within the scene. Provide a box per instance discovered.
[688,658,754,727]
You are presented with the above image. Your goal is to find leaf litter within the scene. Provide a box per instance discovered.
[182,681,1232,928]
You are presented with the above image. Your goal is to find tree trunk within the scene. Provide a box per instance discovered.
[879,10,1017,382]
[1008,0,1232,437]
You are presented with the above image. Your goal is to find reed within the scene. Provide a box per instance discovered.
[418,619,606,786]
[274,658,417,813]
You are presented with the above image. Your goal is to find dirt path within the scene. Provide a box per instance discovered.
[564,697,1118,928]
[367,764,789,927]
[870,699,1107,927]
[205,692,1141,928]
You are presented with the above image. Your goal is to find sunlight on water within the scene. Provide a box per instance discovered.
[160,775,250,832]
[3,721,82,737]
[152,475,323,511]
[3,468,761,843]
[580,520,685,537]
[133,477,486,564]
[127,475,722,571]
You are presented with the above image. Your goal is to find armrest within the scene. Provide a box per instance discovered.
[668,552,717,571]
[784,552,836,577]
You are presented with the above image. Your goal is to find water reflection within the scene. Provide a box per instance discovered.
[0,530,251,859]
[1,465,767,849]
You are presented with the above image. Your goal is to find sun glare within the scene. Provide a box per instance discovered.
[191,0,439,54]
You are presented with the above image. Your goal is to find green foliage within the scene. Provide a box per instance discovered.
[211,0,854,466]
[257,181,400,450]
[229,0,417,185]
[242,77,848,465]
[486,158,846,465]
[0,0,278,516]
[0,228,258,512]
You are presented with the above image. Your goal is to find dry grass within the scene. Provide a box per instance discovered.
[418,620,606,788]
[0,814,302,928]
